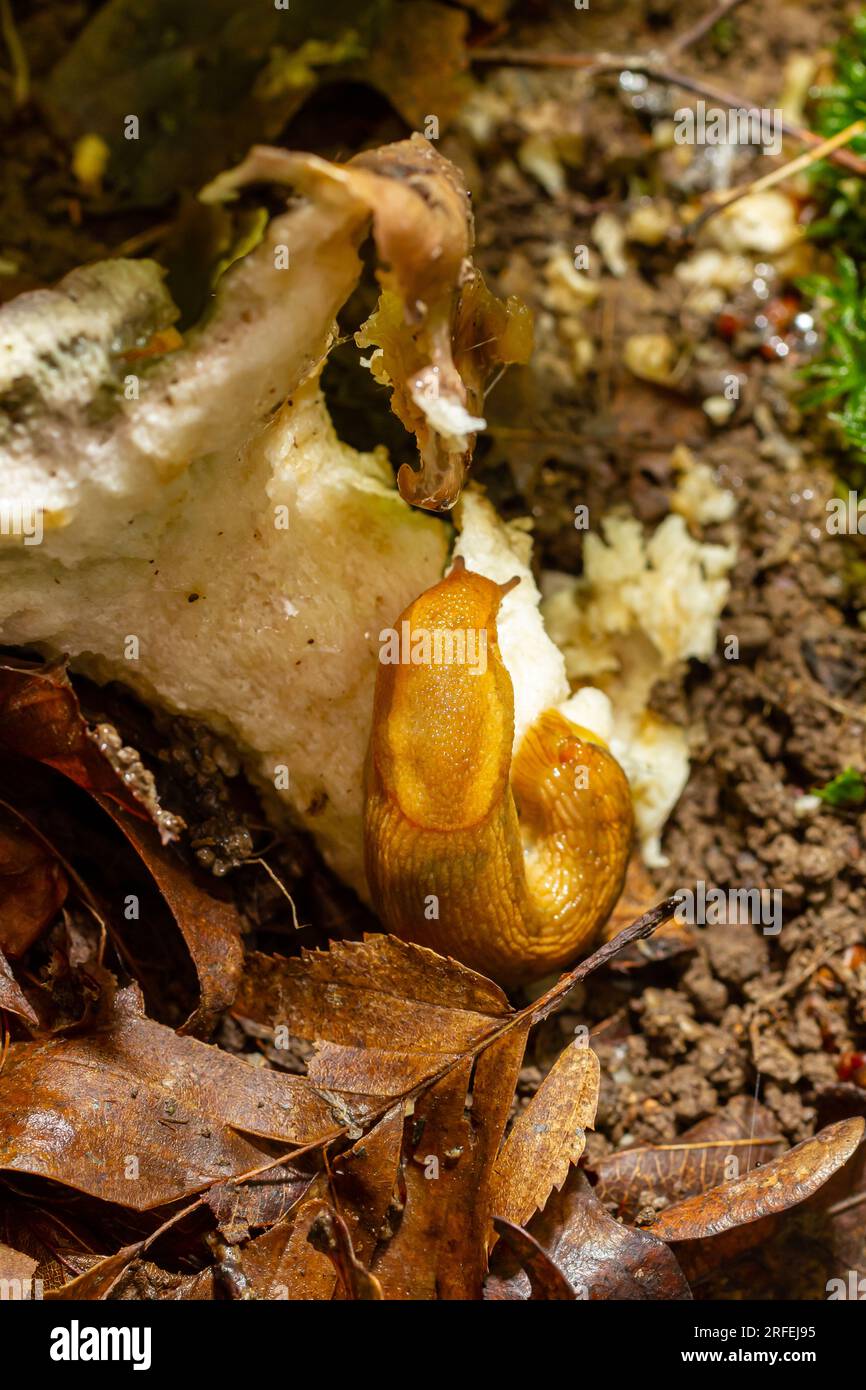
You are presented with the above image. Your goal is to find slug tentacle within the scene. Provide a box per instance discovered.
[364,563,634,986]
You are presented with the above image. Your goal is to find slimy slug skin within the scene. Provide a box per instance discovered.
[364,559,635,987]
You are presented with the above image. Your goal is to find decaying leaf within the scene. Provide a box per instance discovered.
[0,947,38,1028]
[491,1040,599,1231]
[234,935,515,1098]
[0,663,152,820]
[488,1218,577,1300]
[0,662,243,1030]
[103,805,244,1035]
[45,1243,145,1301]
[588,1096,787,1222]
[0,985,342,1209]
[0,807,68,959]
[229,1178,337,1300]
[648,1117,866,1243]
[488,1169,692,1301]
[305,1199,383,1300]
[372,1027,529,1299]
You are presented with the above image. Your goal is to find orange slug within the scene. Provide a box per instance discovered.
[364,557,635,987]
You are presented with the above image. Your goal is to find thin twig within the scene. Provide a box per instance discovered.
[666,0,750,58]
[684,117,866,237]
[472,49,866,177]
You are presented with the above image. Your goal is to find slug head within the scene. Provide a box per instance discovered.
[370,558,519,831]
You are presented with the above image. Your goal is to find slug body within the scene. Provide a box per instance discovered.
[364,560,634,986]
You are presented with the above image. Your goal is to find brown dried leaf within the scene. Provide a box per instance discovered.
[372,1025,529,1300]
[45,1244,144,1301]
[306,1200,383,1300]
[111,1264,216,1301]
[332,1104,406,1265]
[0,809,68,958]
[205,1168,314,1244]
[0,947,38,1027]
[235,936,512,1099]
[649,1117,866,1243]
[589,1096,786,1222]
[105,806,243,1034]
[232,1177,337,1300]
[489,1170,691,1301]
[0,985,341,1210]
[0,663,144,813]
[0,663,243,1030]
[488,1218,576,1300]
[491,1040,599,1231]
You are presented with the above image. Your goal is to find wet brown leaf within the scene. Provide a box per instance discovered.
[106,806,243,1034]
[0,663,144,813]
[45,1244,144,1301]
[331,1104,406,1268]
[488,1218,576,1300]
[488,1170,691,1301]
[0,985,341,1209]
[306,1199,383,1300]
[111,1264,216,1300]
[0,947,38,1028]
[204,1168,314,1244]
[0,663,243,1030]
[589,1096,786,1222]
[232,1178,337,1300]
[235,935,513,1099]
[491,1040,599,1231]
[0,809,68,958]
[372,1025,529,1299]
[648,1117,866,1243]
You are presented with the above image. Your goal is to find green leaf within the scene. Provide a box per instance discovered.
[812,767,866,809]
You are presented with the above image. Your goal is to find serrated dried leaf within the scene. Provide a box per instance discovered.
[235,935,512,1099]
[491,1041,599,1231]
